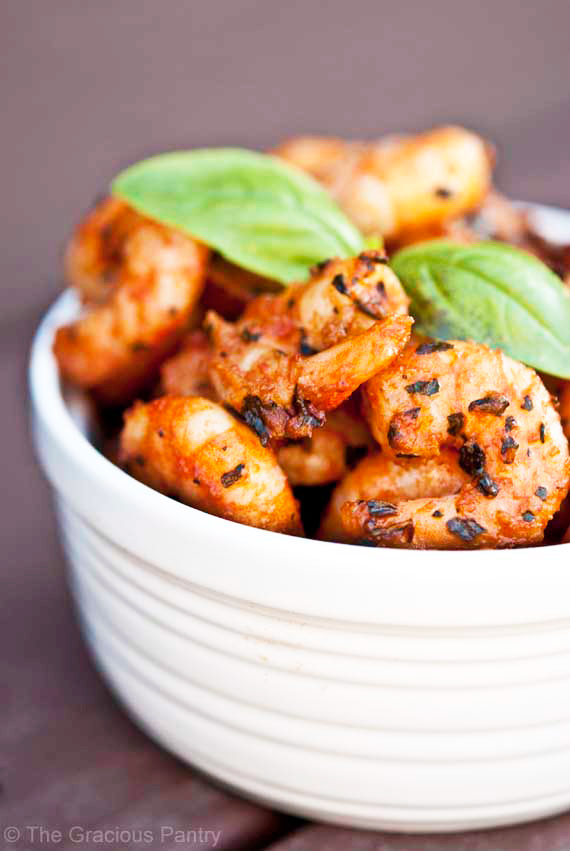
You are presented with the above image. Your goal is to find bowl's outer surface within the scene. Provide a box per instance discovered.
[30,203,570,832]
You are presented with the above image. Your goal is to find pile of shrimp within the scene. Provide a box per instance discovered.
[53,125,570,548]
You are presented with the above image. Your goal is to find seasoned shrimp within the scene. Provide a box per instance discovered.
[274,126,492,241]
[276,400,375,486]
[159,327,375,486]
[160,330,216,400]
[119,396,302,534]
[206,251,412,443]
[207,311,411,445]
[320,450,469,542]
[288,251,409,349]
[358,340,570,548]
[64,197,141,304]
[54,198,209,404]
[228,250,409,351]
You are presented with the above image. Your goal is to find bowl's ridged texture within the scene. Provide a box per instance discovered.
[55,496,570,832]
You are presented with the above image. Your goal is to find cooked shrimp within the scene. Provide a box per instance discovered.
[320,450,469,542]
[160,330,216,400]
[229,250,409,350]
[206,251,412,443]
[359,340,570,548]
[276,400,375,486]
[64,196,141,304]
[288,251,409,349]
[119,396,302,534]
[274,126,492,241]
[159,327,375,486]
[54,198,209,404]
[208,313,411,444]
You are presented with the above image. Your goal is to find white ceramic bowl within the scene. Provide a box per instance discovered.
[30,204,570,834]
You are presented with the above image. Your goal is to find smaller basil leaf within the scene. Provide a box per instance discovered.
[391,240,570,378]
[112,148,364,284]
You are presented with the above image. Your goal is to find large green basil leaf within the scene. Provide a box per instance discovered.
[391,240,570,378]
[112,148,364,284]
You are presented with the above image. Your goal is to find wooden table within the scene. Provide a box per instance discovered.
[4,2,570,848]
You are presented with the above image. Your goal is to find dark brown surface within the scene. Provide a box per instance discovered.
[4,2,570,848]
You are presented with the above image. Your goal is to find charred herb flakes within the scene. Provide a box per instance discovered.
[405,379,440,396]
[459,441,486,476]
[221,463,245,488]
[477,472,499,497]
[501,435,519,463]
[332,274,348,295]
[366,499,398,517]
[447,412,465,436]
[241,328,262,343]
[416,341,454,355]
[468,393,510,415]
[446,516,486,542]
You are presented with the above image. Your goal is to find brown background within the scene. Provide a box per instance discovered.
[3,1,570,848]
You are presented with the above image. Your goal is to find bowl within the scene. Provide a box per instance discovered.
[29,203,570,833]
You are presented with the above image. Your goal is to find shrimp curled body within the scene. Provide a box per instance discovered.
[320,450,469,543]
[357,340,570,548]
[119,396,302,535]
[160,330,215,400]
[54,198,209,404]
[207,251,412,444]
[276,402,375,486]
[159,332,374,486]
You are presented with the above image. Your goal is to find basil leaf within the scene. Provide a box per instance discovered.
[391,240,570,378]
[112,148,364,284]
